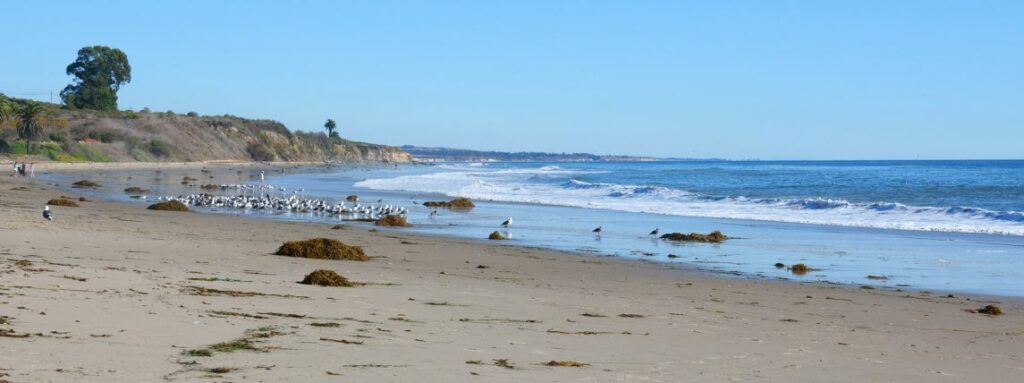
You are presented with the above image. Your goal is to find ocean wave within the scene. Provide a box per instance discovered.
[355,167,1024,236]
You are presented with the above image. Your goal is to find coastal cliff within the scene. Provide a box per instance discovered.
[0,99,411,163]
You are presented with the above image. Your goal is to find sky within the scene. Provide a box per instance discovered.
[1,1,1021,160]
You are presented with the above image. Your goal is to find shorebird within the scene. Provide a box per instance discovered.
[42,205,52,221]
[501,217,513,228]
[649,228,659,236]
[592,226,602,234]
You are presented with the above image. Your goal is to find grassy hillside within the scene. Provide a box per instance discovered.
[0,98,411,163]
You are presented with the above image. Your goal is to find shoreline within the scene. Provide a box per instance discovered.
[39,162,1024,299]
[3,168,1023,381]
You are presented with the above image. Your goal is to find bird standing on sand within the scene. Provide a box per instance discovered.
[649,228,659,236]
[501,217,513,227]
[42,206,52,221]
[593,226,603,234]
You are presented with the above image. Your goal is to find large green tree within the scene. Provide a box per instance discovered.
[324,118,338,138]
[60,46,132,111]
[16,102,44,152]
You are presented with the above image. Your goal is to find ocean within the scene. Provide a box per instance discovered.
[55,160,1024,296]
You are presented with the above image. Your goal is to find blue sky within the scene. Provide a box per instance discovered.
[1,1,1021,159]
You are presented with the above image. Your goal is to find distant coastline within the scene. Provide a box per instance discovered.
[400,145,714,162]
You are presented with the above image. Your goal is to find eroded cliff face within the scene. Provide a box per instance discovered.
[56,112,412,163]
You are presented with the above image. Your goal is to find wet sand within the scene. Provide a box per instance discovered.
[2,166,1022,382]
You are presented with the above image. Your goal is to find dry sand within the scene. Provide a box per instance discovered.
[1,168,1022,382]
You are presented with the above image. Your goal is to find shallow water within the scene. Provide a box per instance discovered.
[49,162,1024,297]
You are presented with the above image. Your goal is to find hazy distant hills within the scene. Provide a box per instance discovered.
[400,145,661,163]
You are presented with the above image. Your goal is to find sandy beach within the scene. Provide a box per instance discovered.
[2,167,1022,382]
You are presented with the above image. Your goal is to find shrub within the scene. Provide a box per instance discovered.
[186,111,199,117]
[660,230,728,243]
[148,139,172,157]
[374,215,409,227]
[299,269,355,287]
[246,142,275,161]
[47,198,79,207]
[274,238,368,261]
[147,200,190,212]
[488,231,507,240]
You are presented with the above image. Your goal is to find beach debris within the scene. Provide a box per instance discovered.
[78,197,89,202]
[182,176,198,182]
[124,186,149,193]
[542,360,587,367]
[580,312,606,318]
[200,183,221,190]
[789,263,816,275]
[183,286,308,299]
[618,313,644,318]
[969,305,1003,316]
[465,360,483,365]
[46,198,79,207]
[546,329,611,335]
[422,197,475,209]
[309,322,341,327]
[274,238,368,261]
[71,180,100,188]
[375,215,409,227]
[320,337,363,345]
[206,367,234,374]
[14,260,33,268]
[493,359,516,369]
[488,231,508,240]
[667,254,680,258]
[147,200,190,212]
[331,224,345,230]
[299,269,356,287]
[208,311,267,319]
[866,275,889,280]
[660,230,728,243]
[774,262,786,268]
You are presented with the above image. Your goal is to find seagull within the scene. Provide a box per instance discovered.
[501,217,513,227]
[429,210,438,218]
[649,228,659,236]
[592,226,602,234]
[42,205,52,221]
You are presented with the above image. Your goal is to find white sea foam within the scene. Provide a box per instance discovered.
[356,167,1024,236]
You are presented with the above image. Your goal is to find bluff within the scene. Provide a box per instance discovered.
[0,99,411,163]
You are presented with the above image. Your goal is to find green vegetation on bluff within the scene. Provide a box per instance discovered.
[0,46,410,163]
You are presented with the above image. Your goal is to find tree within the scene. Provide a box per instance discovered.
[324,118,338,138]
[16,102,44,152]
[60,46,132,111]
[0,95,11,123]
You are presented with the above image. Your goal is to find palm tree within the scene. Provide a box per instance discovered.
[16,102,44,153]
[324,118,338,138]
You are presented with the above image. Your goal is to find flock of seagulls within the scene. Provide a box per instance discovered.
[158,192,407,219]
